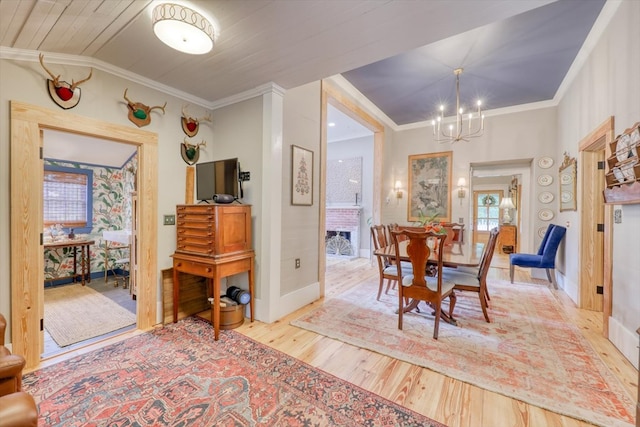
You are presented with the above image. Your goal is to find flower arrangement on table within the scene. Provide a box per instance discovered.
[414,210,448,234]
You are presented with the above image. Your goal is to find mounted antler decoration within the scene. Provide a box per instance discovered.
[181,138,206,165]
[181,104,211,137]
[39,53,93,109]
[123,88,167,127]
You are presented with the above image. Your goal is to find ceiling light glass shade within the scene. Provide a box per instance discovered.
[152,3,215,55]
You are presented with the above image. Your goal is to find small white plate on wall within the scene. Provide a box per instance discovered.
[538,209,554,221]
[538,192,554,204]
[538,157,554,169]
[538,174,553,186]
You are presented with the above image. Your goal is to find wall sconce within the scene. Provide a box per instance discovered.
[457,177,466,203]
[395,180,403,199]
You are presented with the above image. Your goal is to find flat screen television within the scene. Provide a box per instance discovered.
[196,157,239,202]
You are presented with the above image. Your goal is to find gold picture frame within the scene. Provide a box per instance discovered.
[291,145,313,206]
[408,151,452,222]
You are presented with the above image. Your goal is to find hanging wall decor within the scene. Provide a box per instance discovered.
[181,105,211,137]
[39,54,93,109]
[180,138,206,165]
[123,89,166,127]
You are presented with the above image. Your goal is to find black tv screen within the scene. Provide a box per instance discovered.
[196,158,239,202]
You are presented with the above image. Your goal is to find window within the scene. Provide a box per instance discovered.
[43,166,92,232]
[474,191,502,232]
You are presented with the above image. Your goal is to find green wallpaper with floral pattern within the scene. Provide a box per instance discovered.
[44,157,136,284]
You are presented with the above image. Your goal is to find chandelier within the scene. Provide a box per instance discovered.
[152,3,216,55]
[432,68,485,143]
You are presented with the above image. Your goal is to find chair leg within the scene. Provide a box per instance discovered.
[398,290,404,330]
[547,268,558,289]
[376,276,384,301]
[433,304,441,340]
[385,279,395,295]
[479,291,490,322]
[448,293,457,320]
[509,264,515,283]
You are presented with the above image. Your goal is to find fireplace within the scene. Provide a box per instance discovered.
[325,207,361,257]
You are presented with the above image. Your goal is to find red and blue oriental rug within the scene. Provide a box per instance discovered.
[23,316,445,426]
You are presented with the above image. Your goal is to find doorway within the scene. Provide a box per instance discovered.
[42,130,139,357]
[10,101,158,369]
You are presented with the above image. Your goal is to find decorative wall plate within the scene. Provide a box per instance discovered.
[561,191,573,203]
[537,174,553,186]
[538,157,554,169]
[538,226,548,238]
[630,128,639,156]
[560,173,573,185]
[616,134,631,162]
[538,209,554,221]
[538,191,554,204]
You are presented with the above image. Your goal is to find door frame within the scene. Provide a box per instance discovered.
[10,101,158,369]
[319,81,384,296]
[578,116,613,334]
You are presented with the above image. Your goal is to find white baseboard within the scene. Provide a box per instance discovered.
[252,281,320,323]
[609,316,639,369]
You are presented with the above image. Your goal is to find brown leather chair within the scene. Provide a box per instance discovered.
[0,314,38,427]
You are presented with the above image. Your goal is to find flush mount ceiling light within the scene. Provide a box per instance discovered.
[152,3,215,55]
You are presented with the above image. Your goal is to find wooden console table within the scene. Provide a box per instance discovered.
[171,204,254,341]
[44,239,94,285]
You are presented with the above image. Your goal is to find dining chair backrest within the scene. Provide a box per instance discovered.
[441,222,465,245]
[391,229,447,289]
[537,224,557,255]
[477,227,500,281]
[540,225,566,265]
[371,225,391,267]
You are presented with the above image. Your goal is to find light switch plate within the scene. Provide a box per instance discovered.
[164,214,175,225]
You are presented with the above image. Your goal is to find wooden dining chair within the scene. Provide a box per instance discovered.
[391,229,455,339]
[442,227,499,322]
[371,225,402,300]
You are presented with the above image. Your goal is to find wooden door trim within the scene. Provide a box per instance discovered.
[320,81,384,297]
[578,116,613,335]
[10,101,158,369]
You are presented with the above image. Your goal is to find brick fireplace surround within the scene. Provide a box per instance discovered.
[326,206,361,257]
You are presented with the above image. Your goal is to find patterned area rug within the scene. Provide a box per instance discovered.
[44,283,136,347]
[291,279,635,427]
[24,317,446,427]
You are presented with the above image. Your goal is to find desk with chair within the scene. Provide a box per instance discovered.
[44,239,95,286]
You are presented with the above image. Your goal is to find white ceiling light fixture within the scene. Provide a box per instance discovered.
[432,68,485,143]
[152,3,216,55]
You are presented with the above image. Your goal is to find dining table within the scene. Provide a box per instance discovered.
[373,239,485,325]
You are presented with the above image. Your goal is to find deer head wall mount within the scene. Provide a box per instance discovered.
[181,138,207,165]
[181,105,211,137]
[123,88,167,127]
[39,54,93,109]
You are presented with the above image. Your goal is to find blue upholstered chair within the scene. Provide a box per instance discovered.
[509,224,566,288]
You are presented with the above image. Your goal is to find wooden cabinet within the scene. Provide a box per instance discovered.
[176,204,252,258]
[172,204,254,341]
[498,224,517,254]
[604,122,640,204]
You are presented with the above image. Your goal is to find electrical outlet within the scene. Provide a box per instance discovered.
[163,214,175,225]
[295,258,300,269]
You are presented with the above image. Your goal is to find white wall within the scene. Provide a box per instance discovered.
[556,0,640,367]
[0,58,213,330]
[327,135,375,254]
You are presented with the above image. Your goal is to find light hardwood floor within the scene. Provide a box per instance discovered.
[35,254,637,427]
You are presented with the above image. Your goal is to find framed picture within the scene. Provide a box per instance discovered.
[408,151,452,222]
[291,145,313,206]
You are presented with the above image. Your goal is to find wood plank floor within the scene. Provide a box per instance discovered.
[36,254,638,427]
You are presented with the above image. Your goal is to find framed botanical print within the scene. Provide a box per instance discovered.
[291,145,313,206]
[408,151,452,222]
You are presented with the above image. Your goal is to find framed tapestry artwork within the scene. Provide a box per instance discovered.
[408,151,452,222]
[291,145,313,206]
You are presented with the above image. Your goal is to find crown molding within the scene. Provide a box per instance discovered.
[209,82,286,110]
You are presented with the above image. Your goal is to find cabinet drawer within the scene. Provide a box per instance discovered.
[176,243,214,256]
[174,259,214,277]
[177,226,214,238]
[177,205,215,215]
[177,212,215,222]
[177,236,214,247]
